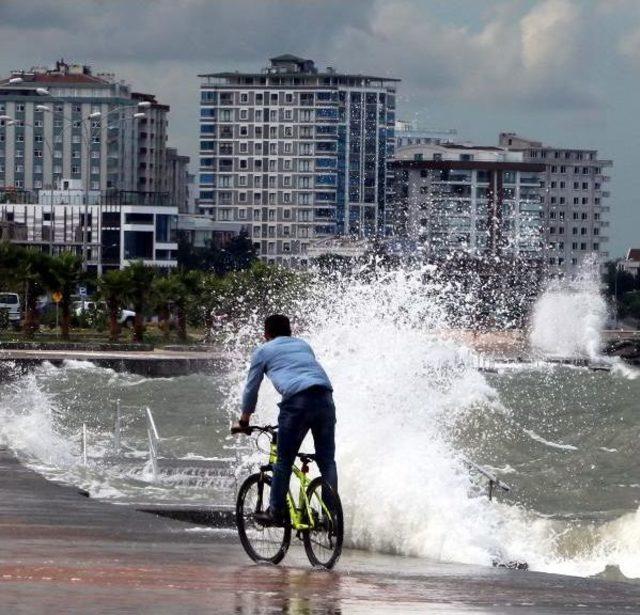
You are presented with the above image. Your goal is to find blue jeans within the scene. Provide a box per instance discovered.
[269,386,337,515]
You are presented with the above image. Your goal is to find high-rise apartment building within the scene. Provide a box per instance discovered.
[499,133,612,276]
[198,54,398,265]
[390,142,545,258]
[0,60,172,197]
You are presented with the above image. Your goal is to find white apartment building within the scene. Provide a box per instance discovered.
[500,133,612,276]
[198,54,399,265]
[391,142,545,258]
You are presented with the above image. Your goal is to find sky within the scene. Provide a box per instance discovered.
[0,0,638,256]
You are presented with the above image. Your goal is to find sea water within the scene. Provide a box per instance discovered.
[0,264,638,580]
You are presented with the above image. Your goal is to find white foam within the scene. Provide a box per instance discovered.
[523,429,578,451]
[228,265,640,578]
[529,258,607,360]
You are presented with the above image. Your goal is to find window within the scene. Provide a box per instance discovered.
[34,149,43,158]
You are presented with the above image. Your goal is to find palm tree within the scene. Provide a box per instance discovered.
[151,275,181,338]
[46,252,83,340]
[98,269,131,342]
[17,250,51,339]
[125,261,155,343]
[174,270,202,342]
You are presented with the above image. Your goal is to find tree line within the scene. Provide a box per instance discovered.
[0,241,305,344]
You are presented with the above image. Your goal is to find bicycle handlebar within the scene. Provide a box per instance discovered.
[230,424,278,436]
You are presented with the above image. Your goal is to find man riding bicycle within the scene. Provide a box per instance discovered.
[235,314,337,526]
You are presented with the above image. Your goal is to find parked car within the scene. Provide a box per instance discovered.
[73,300,135,326]
[0,292,21,329]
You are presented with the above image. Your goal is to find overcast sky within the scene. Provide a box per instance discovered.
[1,0,638,256]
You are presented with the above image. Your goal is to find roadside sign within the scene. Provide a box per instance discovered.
[52,291,63,304]
[78,286,87,297]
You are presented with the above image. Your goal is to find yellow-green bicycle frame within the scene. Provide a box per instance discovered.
[266,440,330,531]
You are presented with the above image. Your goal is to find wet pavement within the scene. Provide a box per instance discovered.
[1,448,639,614]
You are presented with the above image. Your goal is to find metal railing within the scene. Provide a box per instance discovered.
[463,458,510,500]
[110,399,161,482]
[146,406,160,481]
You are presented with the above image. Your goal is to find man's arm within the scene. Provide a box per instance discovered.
[238,348,265,426]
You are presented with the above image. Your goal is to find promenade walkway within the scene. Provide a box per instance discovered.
[1,447,639,613]
[0,347,228,376]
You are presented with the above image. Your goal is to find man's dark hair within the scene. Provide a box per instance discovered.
[265,314,291,338]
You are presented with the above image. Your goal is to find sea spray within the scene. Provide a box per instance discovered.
[221,262,640,576]
[529,258,607,359]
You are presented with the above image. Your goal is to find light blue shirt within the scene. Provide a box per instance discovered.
[241,336,333,414]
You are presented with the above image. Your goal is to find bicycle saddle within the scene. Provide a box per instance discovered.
[297,452,316,463]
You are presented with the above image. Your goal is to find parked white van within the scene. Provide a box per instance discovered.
[0,292,21,328]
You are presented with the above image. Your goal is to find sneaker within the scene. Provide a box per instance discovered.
[254,508,287,527]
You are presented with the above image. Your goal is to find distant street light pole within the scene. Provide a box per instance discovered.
[34,88,149,272]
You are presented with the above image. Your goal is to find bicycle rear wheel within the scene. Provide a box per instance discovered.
[236,473,291,564]
[302,477,343,569]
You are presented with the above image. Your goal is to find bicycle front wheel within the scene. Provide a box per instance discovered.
[302,477,343,569]
[236,473,291,564]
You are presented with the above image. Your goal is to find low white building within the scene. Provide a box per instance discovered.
[1,179,178,272]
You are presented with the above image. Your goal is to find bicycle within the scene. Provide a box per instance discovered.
[230,424,343,569]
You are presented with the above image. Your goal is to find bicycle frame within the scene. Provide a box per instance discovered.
[264,439,329,532]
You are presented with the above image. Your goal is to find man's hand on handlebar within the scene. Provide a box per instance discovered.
[231,411,252,435]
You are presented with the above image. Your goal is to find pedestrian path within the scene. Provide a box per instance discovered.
[0,447,638,613]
